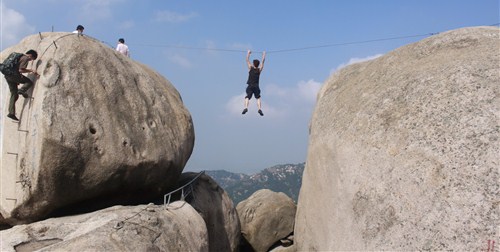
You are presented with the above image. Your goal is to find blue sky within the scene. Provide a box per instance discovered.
[1,0,498,174]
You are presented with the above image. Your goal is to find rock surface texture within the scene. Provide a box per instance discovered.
[294,26,499,251]
[0,33,194,225]
[237,189,296,252]
[178,172,241,252]
[0,202,209,252]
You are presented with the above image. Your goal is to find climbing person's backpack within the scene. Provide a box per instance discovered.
[0,52,23,76]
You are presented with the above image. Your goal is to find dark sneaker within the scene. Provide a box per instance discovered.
[18,90,28,98]
[7,114,19,121]
[258,109,264,116]
[242,108,248,114]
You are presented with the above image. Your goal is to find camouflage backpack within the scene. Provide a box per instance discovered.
[0,52,23,76]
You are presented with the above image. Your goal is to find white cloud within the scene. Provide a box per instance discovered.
[297,79,322,102]
[225,79,322,118]
[266,79,322,103]
[226,94,246,115]
[154,10,197,23]
[118,20,135,30]
[332,53,383,74]
[230,42,252,51]
[0,3,35,49]
[202,40,219,55]
[168,53,192,68]
[204,40,216,50]
[225,93,282,118]
[266,84,288,98]
[80,0,122,21]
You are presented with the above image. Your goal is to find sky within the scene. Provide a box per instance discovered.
[1,0,498,174]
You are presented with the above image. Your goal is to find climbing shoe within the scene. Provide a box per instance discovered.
[7,114,19,121]
[258,109,264,116]
[18,90,28,98]
[242,108,248,114]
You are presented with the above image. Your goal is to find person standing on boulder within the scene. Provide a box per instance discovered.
[242,50,266,116]
[1,50,39,121]
[116,38,129,57]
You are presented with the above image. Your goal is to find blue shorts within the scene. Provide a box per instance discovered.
[245,85,261,99]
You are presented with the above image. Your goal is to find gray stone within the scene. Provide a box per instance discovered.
[178,172,241,252]
[0,32,194,225]
[237,189,296,252]
[295,26,499,251]
[270,244,296,252]
[0,202,209,252]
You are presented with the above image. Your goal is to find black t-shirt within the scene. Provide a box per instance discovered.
[246,67,261,86]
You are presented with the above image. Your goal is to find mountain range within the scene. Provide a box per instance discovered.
[205,163,305,205]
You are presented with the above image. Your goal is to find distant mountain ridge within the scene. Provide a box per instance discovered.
[206,163,305,204]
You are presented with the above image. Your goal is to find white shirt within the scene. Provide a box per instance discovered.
[116,43,129,57]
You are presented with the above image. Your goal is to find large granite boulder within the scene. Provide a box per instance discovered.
[0,202,208,251]
[178,172,241,252]
[0,33,194,225]
[295,26,499,251]
[237,189,296,252]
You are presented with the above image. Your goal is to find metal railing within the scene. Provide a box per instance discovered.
[163,171,205,208]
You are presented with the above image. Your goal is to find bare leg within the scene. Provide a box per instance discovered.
[244,98,249,109]
[242,98,249,114]
[257,98,263,116]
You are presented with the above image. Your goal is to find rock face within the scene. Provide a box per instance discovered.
[295,26,499,251]
[178,172,241,252]
[0,33,194,225]
[237,189,296,252]
[0,202,209,251]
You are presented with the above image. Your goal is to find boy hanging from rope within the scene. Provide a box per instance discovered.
[242,50,266,116]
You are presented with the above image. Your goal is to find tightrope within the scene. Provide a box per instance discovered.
[126,22,499,54]
[129,33,438,54]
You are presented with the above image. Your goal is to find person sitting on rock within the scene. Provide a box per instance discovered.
[73,25,84,35]
[2,50,39,121]
[242,50,266,116]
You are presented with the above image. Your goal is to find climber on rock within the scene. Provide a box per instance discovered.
[0,50,39,121]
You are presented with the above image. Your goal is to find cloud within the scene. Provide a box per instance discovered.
[332,53,383,74]
[118,20,135,30]
[230,42,252,51]
[266,79,322,103]
[297,79,322,103]
[154,10,198,23]
[202,40,219,55]
[204,40,216,50]
[225,79,322,118]
[80,0,123,21]
[0,3,35,48]
[225,93,282,117]
[226,94,246,115]
[168,53,192,68]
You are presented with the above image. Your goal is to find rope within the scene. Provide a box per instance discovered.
[127,22,499,54]
[266,33,437,53]
[29,22,499,60]
[38,33,80,59]
[28,32,119,74]
[129,32,438,54]
[113,203,154,230]
[131,43,247,53]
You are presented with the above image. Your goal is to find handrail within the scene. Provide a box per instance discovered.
[163,171,205,208]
